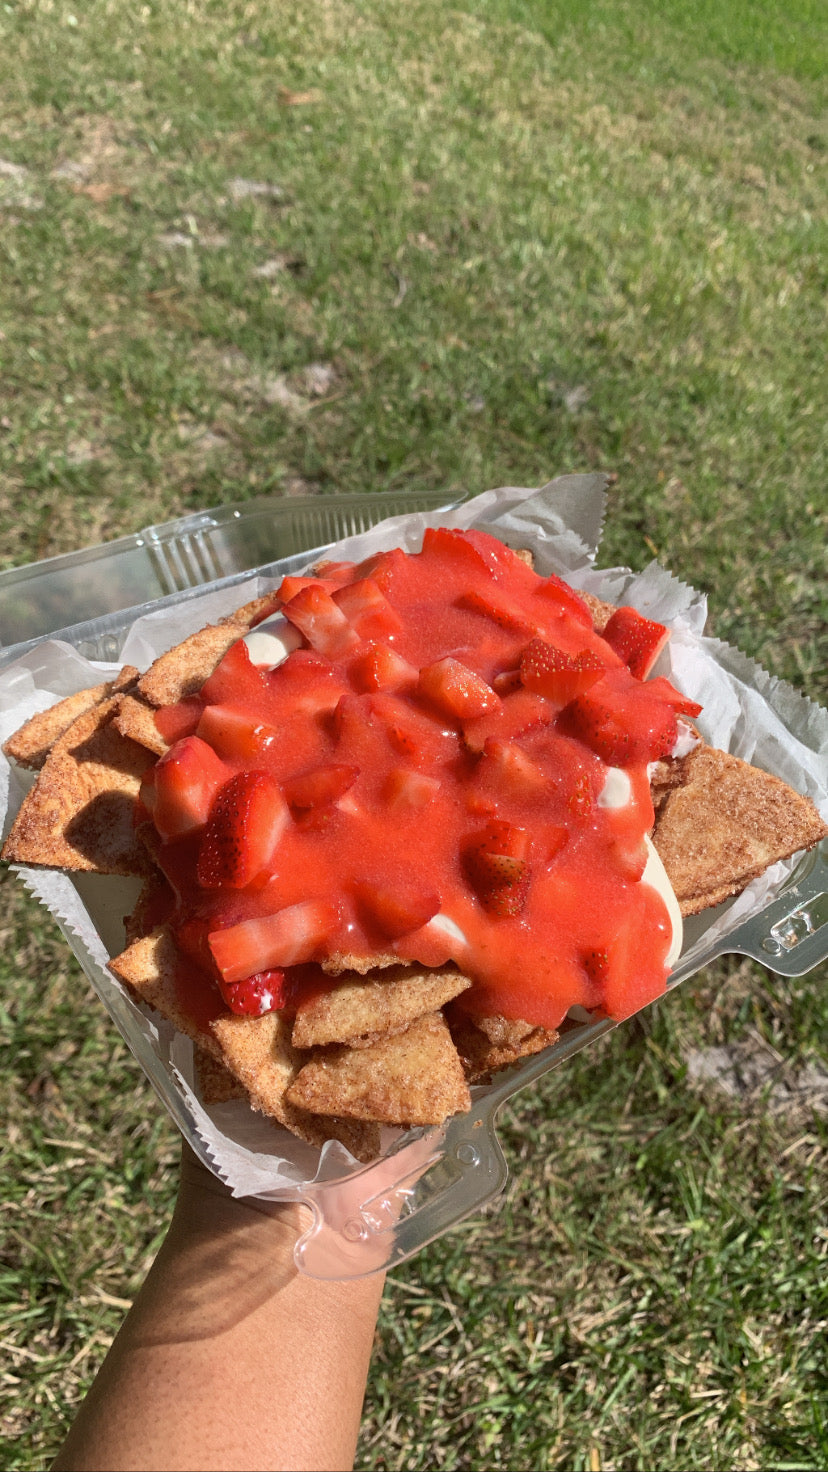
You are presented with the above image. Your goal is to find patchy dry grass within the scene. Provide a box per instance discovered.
[0,2,826,1469]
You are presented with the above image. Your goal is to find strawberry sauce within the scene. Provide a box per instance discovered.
[143,528,699,1029]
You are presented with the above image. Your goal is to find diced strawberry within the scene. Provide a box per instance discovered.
[282,763,360,811]
[143,736,230,839]
[474,738,549,799]
[358,547,408,596]
[197,771,289,889]
[349,642,418,693]
[422,526,529,582]
[154,697,204,745]
[282,585,359,656]
[533,574,594,628]
[546,825,569,862]
[383,767,442,808]
[602,606,670,679]
[463,825,531,917]
[563,669,679,766]
[462,689,553,753]
[644,676,703,719]
[333,577,402,640]
[270,651,349,720]
[418,658,501,721]
[199,639,271,707]
[218,969,287,1016]
[277,574,338,603]
[370,693,457,767]
[520,639,605,704]
[306,560,357,588]
[459,588,537,635]
[196,704,279,761]
[568,770,595,817]
[208,899,341,984]
[355,884,441,940]
[582,946,610,986]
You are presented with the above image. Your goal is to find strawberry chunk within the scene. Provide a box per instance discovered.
[383,767,442,808]
[418,657,501,721]
[462,689,553,753]
[349,642,417,693]
[143,736,230,839]
[473,737,550,799]
[197,771,289,889]
[355,884,441,941]
[154,697,204,745]
[644,676,702,719]
[282,584,359,656]
[196,704,279,761]
[218,969,287,1016]
[464,822,531,917]
[563,669,679,766]
[282,763,360,811]
[332,577,402,640]
[208,899,341,983]
[533,574,594,628]
[199,639,271,707]
[459,588,536,635]
[520,639,606,704]
[602,606,670,679]
[370,693,457,767]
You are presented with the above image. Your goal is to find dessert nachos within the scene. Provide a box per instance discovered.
[3,526,825,1162]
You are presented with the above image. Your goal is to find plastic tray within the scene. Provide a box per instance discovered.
[3,490,827,1280]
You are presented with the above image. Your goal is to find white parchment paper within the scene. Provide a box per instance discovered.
[2,474,826,1202]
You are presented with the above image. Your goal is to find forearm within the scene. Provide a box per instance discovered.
[53,1149,384,1472]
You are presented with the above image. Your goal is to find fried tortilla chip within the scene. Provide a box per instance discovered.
[193,1046,247,1104]
[448,1010,559,1083]
[110,926,224,1057]
[286,1012,471,1125]
[113,694,169,757]
[137,623,243,708]
[2,667,139,770]
[212,1010,381,1160]
[292,965,472,1049]
[3,698,154,875]
[653,745,827,916]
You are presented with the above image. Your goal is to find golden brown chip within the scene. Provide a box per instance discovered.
[109,926,224,1058]
[286,1012,471,1126]
[448,1010,559,1083]
[113,694,169,757]
[137,623,242,707]
[3,670,136,770]
[212,1011,381,1160]
[653,745,827,917]
[222,592,282,629]
[2,698,154,876]
[321,948,401,976]
[292,965,472,1049]
[193,1046,247,1104]
[580,590,616,633]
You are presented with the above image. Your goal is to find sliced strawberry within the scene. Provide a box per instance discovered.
[383,766,442,808]
[474,738,549,799]
[546,825,569,862]
[533,574,594,628]
[582,946,610,986]
[277,574,338,603]
[459,587,536,635]
[282,762,359,811]
[644,676,703,719]
[563,669,679,766]
[304,560,357,588]
[370,693,457,767]
[199,639,271,707]
[463,826,531,916]
[154,696,204,745]
[196,704,279,761]
[333,577,402,640]
[417,658,501,721]
[349,642,418,693]
[358,547,408,597]
[568,770,595,818]
[462,689,553,753]
[208,899,341,984]
[520,639,605,704]
[602,606,670,679]
[197,771,289,889]
[421,525,498,578]
[143,736,230,839]
[218,969,287,1016]
[355,884,441,941]
[282,585,359,656]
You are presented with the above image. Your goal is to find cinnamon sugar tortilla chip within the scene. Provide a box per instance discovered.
[110,926,224,1058]
[448,1010,559,1083]
[113,694,169,757]
[292,965,472,1049]
[3,697,154,875]
[321,949,401,976]
[653,745,827,917]
[212,1010,381,1160]
[580,590,615,633]
[287,1011,471,1125]
[3,667,138,770]
[193,1045,246,1104]
[137,624,242,707]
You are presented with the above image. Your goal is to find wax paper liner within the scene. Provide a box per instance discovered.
[2,474,827,1210]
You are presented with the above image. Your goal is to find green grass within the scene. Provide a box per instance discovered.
[1,1,826,1468]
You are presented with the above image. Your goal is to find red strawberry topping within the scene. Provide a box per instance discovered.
[197,770,288,889]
